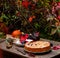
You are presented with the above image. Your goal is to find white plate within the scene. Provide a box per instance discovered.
[26,39,33,42]
[13,39,33,46]
[13,39,24,46]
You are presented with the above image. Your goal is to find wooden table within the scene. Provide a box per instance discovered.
[0,38,60,58]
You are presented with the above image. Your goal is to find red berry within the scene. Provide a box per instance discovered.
[57,15,60,21]
[22,1,29,9]
[57,2,60,6]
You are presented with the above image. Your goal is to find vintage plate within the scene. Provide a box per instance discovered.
[13,39,33,47]
[13,42,24,47]
[13,39,24,47]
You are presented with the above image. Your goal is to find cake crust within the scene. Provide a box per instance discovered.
[24,41,51,53]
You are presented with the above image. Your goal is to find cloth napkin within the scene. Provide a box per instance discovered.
[20,34,29,43]
[52,45,60,50]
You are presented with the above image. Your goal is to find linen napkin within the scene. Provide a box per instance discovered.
[53,45,60,50]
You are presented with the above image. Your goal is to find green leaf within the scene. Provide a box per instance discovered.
[34,23,39,29]
[57,29,60,33]
[50,28,57,35]
[1,14,9,19]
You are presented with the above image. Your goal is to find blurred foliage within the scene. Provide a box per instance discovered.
[0,0,60,40]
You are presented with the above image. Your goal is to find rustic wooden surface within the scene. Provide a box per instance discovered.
[0,38,60,58]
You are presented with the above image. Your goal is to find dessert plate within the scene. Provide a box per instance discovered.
[13,39,24,47]
[13,39,33,47]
